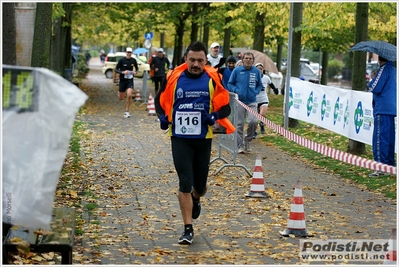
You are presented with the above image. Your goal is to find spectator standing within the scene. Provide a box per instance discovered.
[254,63,279,135]
[150,48,171,95]
[368,56,397,177]
[100,49,106,64]
[235,60,243,68]
[220,55,237,89]
[237,52,242,61]
[154,41,235,245]
[207,42,225,68]
[85,51,91,66]
[148,52,157,82]
[114,47,139,118]
[227,52,263,153]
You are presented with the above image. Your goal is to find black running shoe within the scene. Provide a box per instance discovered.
[178,229,194,244]
[191,193,201,219]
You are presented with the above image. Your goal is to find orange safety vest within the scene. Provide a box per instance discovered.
[160,63,236,134]
[148,55,155,77]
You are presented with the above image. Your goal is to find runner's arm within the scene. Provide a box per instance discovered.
[114,59,124,74]
[154,77,168,116]
[215,104,231,119]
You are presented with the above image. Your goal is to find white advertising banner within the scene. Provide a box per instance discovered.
[288,77,381,146]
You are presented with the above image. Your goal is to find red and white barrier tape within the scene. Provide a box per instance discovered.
[235,99,397,175]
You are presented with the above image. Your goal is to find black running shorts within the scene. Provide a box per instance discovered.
[171,137,212,194]
[119,79,134,92]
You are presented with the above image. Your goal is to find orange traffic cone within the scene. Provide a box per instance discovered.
[135,89,141,102]
[245,155,269,198]
[279,180,311,237]
[147,93,153,111]
[384,228,397,265]
[148,97,156,116]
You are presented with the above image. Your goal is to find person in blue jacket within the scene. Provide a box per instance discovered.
[220,55,237,89]
[368,55,397,176]
[228,52,263,153]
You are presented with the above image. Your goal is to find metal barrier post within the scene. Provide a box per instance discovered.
[210,93,252,176]
[140,71,148,105]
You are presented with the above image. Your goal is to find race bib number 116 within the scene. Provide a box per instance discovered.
[175,111,201,135]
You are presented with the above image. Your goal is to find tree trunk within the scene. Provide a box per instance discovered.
[288,2,303,128]
[190,3,199,43]
[348,3,368,155]
[172,18,185,68]
[31,3,52,68]
[2,3,16,65]
[321,51,329,85]
[223,16,232,57]
[203,20,210,49]
[291,3,302,78]
[160,32,165,49]
[201,3,210,48]
[253,12,265,52]
[276,43,283,71]
[51,3,73,76]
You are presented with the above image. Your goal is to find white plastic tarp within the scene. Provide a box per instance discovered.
[2,65,88,229]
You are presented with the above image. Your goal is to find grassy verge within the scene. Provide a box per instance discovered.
[56,120,87,233]
[262,94,396,200]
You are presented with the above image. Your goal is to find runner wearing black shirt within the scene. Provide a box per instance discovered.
[114,47,139,118]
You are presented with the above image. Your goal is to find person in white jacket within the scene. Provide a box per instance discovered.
[255,63,279,135]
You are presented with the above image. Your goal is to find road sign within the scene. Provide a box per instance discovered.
[144,32,154,40]
[144,40,151,49]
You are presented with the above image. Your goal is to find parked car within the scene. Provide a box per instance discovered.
[300,63,318,82]
[281,59,318,82]
[102,52,150,79]
[310,63,322,79]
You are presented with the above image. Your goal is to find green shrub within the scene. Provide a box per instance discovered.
[328,59,344,78]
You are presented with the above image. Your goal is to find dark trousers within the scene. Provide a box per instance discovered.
[372,114,396,166]
[153,76,165,95]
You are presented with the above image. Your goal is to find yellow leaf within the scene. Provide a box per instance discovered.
[70,190,78,197]
[31,255,44,261]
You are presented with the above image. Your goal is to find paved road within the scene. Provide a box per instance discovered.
[73,57,396,265]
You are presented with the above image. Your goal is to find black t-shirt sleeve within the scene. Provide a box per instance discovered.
[133,59,139,72]
[115,59,123,74]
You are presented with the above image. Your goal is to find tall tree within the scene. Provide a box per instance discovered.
[51,3,73,75]
[301,3,356,85]
[223,15,232,57]
[201,3,211,47]
[253,11,265,52]
[347,3,368,155]
[3,3,16,65]
[190,3,199,43]
[289,2,303,128]
[291,3,302,79]
[31,3,52,68]
[220,3,237,58]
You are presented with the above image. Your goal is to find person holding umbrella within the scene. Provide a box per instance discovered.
[367,55,397,176]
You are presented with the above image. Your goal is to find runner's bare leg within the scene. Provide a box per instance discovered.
[125,88,133,111]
